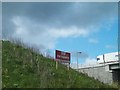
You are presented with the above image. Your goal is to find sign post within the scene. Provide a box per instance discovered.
[77,52,78,70]
[55,50,71,70]
[68,62,70,70]
[76,52,82,70]
[56,60,58,70]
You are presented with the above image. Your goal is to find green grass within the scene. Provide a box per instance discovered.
[2,40,117,88]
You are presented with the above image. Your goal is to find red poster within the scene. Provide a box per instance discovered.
[55,50,70,61]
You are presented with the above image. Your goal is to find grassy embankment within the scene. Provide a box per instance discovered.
[2,41,117,88]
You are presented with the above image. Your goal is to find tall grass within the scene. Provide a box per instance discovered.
[2,40,118,88]
[0,40,2,89]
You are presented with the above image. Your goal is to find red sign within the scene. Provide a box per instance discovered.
[55,50,70,61]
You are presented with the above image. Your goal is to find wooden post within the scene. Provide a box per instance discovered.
[56,60,58,70]
[68,62,70,70]
[37,60,39,73]
[103,54,105,66]
[77,52,78,70]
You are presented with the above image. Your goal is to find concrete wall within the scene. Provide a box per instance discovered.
[78,65,113,84]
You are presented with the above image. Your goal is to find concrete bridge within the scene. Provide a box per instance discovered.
[77,62,120,85]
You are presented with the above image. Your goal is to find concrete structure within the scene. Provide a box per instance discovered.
[78,62,120,84]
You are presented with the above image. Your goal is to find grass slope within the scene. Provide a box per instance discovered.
[2,41,113,88]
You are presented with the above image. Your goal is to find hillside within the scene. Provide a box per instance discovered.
[2,40,114,88]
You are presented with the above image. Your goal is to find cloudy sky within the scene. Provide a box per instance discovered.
[2,2,118,65]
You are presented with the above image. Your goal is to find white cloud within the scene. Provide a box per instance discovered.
[11,16,92,49]
[84,57,98,65]
[105,45,116,49]
[11,16,56,49]
[70,57,98,69]
[78,58,98,68]
[88,38,99,44]
[49,26,89,38]
[70,62,77,69]
[3,3,117,52]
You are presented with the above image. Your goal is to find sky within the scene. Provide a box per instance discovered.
[2,2,118,67]
[0,2,1,39]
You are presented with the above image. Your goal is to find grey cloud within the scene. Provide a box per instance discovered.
[0,2,1,39]
[3,2,117,29]
[26,2,117,29]
[63,3,117,28]
[2,2,118,49]
[2,17,16,38]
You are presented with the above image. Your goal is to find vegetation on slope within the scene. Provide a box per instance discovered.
[2,41,114,88]
[0,40,2,89]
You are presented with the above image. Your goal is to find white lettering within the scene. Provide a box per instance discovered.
[57,55,69,60]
